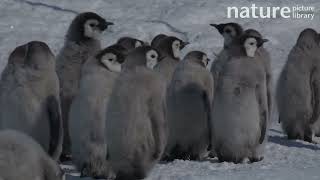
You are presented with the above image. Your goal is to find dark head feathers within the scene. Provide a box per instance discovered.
[96,44,127,64]
[116,37,145,51]
[210,22,243,37]
[66,12,113,43]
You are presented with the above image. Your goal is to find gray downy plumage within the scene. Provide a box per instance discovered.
[106,46,167,180]
[210,22,244,89]
[69,45,127,179]
[211,34,268,163]
[0,130,64,180]
[153,36,189,85]
[277,28,320,142]
[0,41,63,161]
[56,12,113,160]
[164,51,214,161]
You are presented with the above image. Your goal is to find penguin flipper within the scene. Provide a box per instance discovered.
[256,84,267,144]
[47,95,63,161]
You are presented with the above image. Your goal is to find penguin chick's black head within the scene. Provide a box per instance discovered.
[244,29,268,47]
[96,45,127,72]
[238,35,268,57]
[123,46,160,70]
[210,22,243,38]
[116,37,145,51]
[155,36,189,60]
[296,28,319,48]
[66,12,114,43]
[151,34,168,47]
[184,51,210,67]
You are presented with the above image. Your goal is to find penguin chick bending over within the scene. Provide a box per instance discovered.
[277,28,320,143]
[56,12,113,161]
[153,36,189,85]
[69,45,127,179]
[164,51,214,161]
[0,130,64,180]
[106,46,167,180]
[0,41,63,161]
[212,34,269,163]
[116,37,145,51]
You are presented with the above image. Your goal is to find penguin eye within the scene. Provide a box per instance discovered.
[151,54,156,59]
[89,23,96,27]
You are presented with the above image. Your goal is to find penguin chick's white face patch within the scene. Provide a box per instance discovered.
[172,40,181,59]
[244,37,258,58]
[202,55,208,67]
[146,50,158,69]
[135,41,143,48]
[84,19,102,40]
[101,53,122,72]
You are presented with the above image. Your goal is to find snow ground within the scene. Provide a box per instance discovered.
[1,0,320,179]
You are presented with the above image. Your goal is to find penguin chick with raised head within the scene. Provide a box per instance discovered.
[69,45,127,179]
[153,36,189,85]
[210,22,244,89]
[0,41,63,161]
[116,37,145,52]
[277,28,320,142]
[164,51,214,161]
[0,130,64,180]
[56,12,114,161]
[106,46,167,180]
[212,34,269,163]
[244,29,272,120]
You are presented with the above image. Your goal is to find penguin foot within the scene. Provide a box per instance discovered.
[249,156,264,163]
[59,153,72,162]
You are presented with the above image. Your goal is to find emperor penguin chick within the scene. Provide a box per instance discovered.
[277,28,320,142]
[210,22,244,88]
[244,29,272,119]
[164,51,214,161]
[0,130,64,180]
[56,12,114,160]
[69,45,126,179]
[106,46,167,180]
[116,37,145,51]
[212,34,269,163]
[0,41,63,161]
[153,36,189,85]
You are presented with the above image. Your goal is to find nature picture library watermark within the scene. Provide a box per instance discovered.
[227,4,315,20]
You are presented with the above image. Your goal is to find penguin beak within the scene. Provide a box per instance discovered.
[180,41,190,49]
[262,39,269,43]
[100,21,114,30]
[210,23,224,34]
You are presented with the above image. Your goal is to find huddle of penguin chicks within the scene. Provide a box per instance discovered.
[0,11,319,180]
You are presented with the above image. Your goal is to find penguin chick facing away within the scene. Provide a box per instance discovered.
[210,22,244,89]
[69,45,127,179]
[106,46,167,180]
[153,36,189,85]
[164,51,214,161]
[212,34,269,163]
[0,130,64,180]
[116,37,146,52]
[277,28,320,143]
[56,12,113,161]
[0,41,63,161]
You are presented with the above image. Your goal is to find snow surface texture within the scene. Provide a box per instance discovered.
[1,0,320,179]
